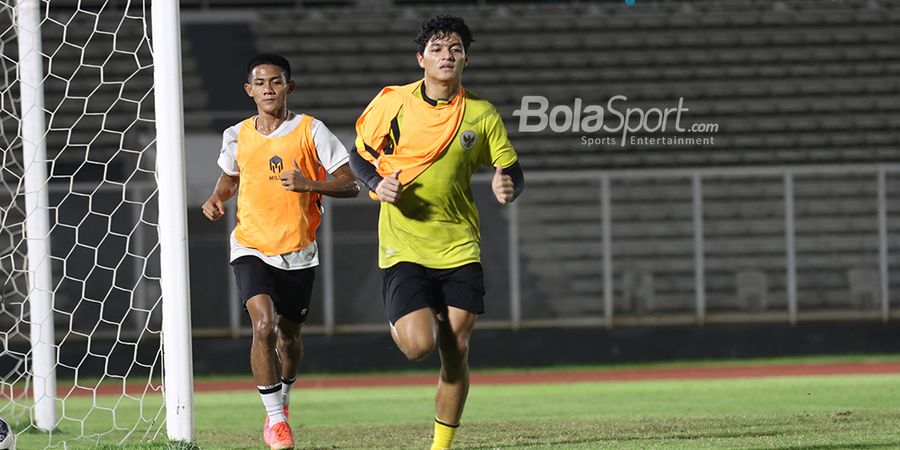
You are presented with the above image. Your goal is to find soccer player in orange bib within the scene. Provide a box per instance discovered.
[202,53,358,450]
[349,15,524,450]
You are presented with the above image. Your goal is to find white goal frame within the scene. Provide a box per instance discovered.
[15,0,195,442]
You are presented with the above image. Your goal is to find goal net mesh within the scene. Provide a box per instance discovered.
[0,0,167,446]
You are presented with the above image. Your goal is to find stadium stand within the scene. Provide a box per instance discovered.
[177,0,900,323]
[237,1,900,166]
[4,0,896,333]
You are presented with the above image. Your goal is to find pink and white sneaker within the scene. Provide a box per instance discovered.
[263,420,294,450]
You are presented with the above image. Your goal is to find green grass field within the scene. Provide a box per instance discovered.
[4,363,900,449]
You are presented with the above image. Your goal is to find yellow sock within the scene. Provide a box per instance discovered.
[431,418,459,450]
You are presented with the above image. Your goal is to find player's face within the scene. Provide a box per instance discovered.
[244,64,295,116]
[417,32,468,84]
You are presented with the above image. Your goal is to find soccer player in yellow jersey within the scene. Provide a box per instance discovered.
[201,53,358,450]
[350,15,524,450]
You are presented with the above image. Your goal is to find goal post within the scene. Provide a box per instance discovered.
[1,0,195,445]
[151,0,195,442]
[17,0,56,433]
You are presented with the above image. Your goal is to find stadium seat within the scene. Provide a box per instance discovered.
[621,270,655,315]
[736,270,769,312]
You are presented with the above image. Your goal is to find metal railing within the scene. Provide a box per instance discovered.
[298,163,899,335]
[6,164,895,339]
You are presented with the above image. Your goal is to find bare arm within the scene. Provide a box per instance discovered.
[279,163,360,198]
[201,172,239,221]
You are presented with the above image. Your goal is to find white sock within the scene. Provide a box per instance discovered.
[258,383,286,425]
[281,377,296,409]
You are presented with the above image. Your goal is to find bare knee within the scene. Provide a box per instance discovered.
[277,329,302,355]
[399,335,436,361]
[440,339,469,377]
[253,317,276,344]
[436,308,477,379]
[392,309,439,361]
[440,332,470,358]
[279,333,300,347]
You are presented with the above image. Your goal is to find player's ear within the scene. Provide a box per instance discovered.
[416,52,425,69]
[464,53,469,67]
[243,83,253,97]
[287,80,296,95]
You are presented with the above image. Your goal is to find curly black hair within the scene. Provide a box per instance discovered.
[415,14,474,54]
[246,53,291,81]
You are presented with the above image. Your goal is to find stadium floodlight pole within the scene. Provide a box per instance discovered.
[17,0,57,432]
[151,0,195,442]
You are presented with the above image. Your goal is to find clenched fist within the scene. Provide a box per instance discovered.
[202,196,225,221]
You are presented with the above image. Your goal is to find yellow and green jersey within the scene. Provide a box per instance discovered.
[375,86,518,269]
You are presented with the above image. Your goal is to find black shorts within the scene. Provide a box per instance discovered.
[381,262,485,325]
[230,256,315,324]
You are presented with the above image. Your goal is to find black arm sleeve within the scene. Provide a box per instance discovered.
[502,161,525,201]
[349,148,383,193]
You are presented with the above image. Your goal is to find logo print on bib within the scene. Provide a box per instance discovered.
[269,156,283,174]
[460,130,477,150]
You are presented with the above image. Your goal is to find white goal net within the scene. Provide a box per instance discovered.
[0,0,192,447]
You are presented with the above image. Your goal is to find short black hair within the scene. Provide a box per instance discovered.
[415,15,474,54]
[246,53,291,81]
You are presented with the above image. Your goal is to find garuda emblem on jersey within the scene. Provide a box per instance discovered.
[460,130,477,150]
